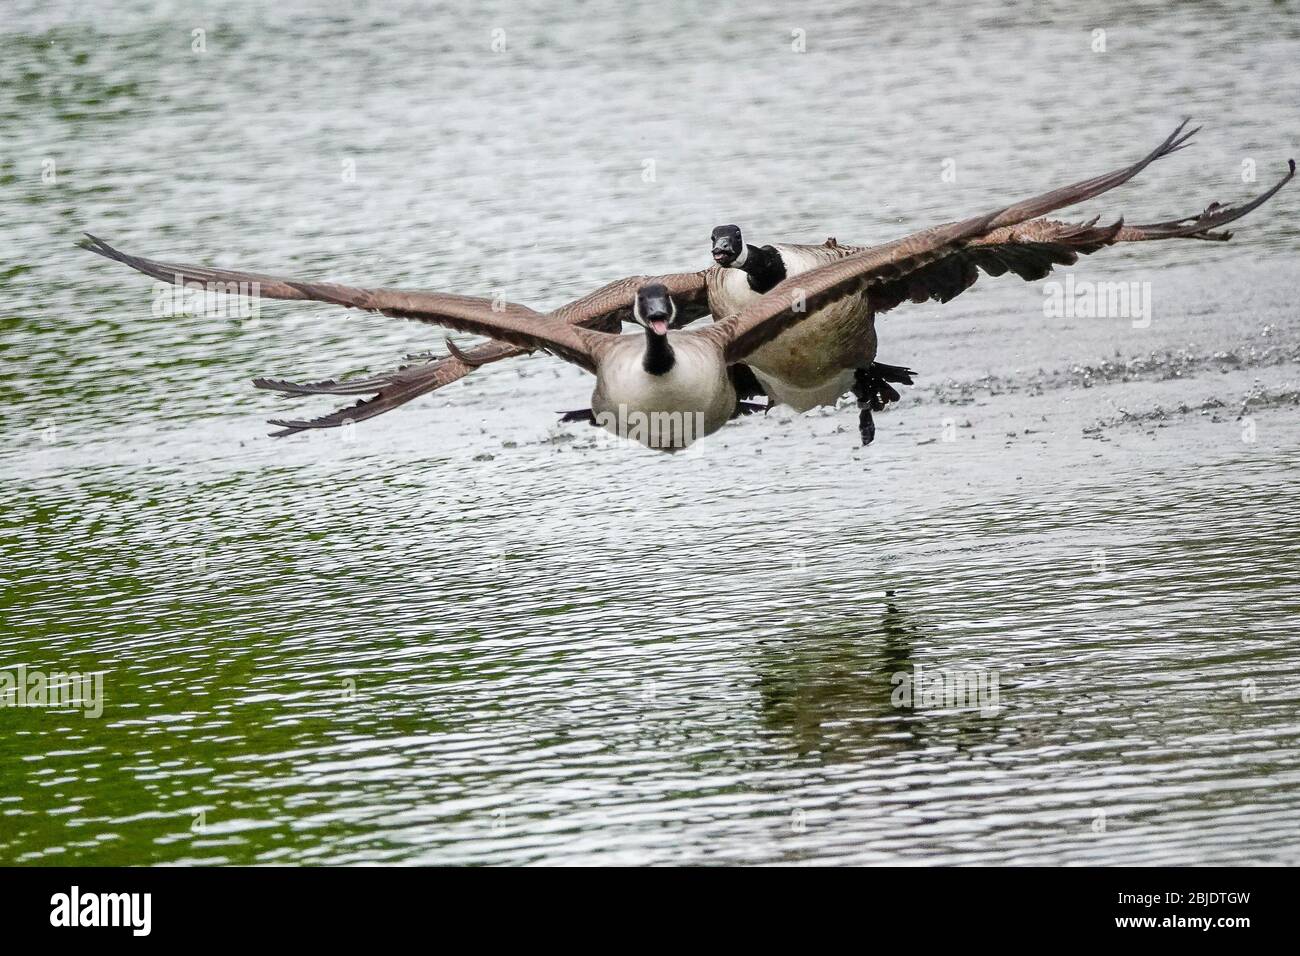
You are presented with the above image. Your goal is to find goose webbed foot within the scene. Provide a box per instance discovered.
[865,362,916,407]
[558,408,597,425]
[858,405,876,445]
[853,362,917,446]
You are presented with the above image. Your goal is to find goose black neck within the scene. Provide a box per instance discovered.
[740,245,786,295]
[642,328,676,376]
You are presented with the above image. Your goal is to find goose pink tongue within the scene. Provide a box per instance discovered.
[650,319,668,335]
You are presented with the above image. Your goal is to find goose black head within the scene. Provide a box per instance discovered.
[633,283,675,337]
[711,224,745,267]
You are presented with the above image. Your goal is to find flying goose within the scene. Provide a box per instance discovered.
[705,147,1295,441]
[82,124,1293,452]
[201,123,1291,444]
[708,223,914,440]
[709,223,918,432]
[250,272,734,436]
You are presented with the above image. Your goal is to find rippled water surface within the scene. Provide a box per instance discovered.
[3,0,1299,865]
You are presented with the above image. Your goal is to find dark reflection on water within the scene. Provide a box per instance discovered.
[755,602,931,761]
[3,0,1299,864]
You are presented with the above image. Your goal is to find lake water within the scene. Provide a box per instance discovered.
[2,0,1299,865]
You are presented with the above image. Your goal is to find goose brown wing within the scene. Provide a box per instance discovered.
[253,270,710,435]
[255,345,529,435]
[866,159,1295,314]
[552,270,711,328]
[709,121,1205,362]
[80,234,604,370]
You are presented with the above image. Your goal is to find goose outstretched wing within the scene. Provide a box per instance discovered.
[81,231,713,434]
[80,234,606,371]
[252,270,710,435]
[710,123,1284,362]
[863,159,1296,315]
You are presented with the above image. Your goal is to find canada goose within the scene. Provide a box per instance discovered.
[709,224,907,443]
[250,272,725,436]
[705,149,1295,441]
[200,123,1291,444]
[82,123,1292,452]
[708,224,904,423]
